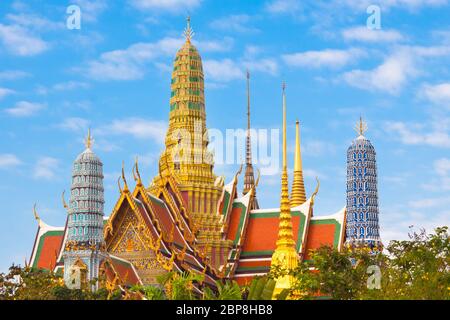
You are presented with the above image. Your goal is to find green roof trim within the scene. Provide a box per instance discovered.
[221,190,231,216]
[236,266,270,273]
[232,201,248,246]
[240,250,273,257]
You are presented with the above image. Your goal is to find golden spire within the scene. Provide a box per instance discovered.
[184,16,194,42]
[243,70,259,208]
[271,82,299,298]
[84,128,93,149]
[291,120,306,207]
[354,116,368,137]
[282,82,287,169]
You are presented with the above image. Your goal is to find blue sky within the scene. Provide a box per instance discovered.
[1,0,450,272]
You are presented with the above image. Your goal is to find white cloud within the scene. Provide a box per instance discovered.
[265,0,301,14]
[282,48,365,68]
[73,0,108,22]
[0,154,22,169]
[33,157,59,180]
[420,82,450,108]
[384,121,450,148]
[203,59,245,82]
[343,46,450,94]
[434,158,450,176]
[6,13,62,31]
[303,140,336,157]
[58,117,89,131]
[342,26,404,43]
[84,37,232,81]
[337,0,448,11]
[421,157,450,192]
[0,88,15,100]
[342,51,416,94]
[210,15,259,33]
[5,101,45,117]
[129,0,202,12]
[0,24,48,56]
[303,168,328,180]
[409,196,450,209]
[0,70,30,80]
[36,81,90,95]
[194,37,234,53]
[243,58,278,76]
[97,118,167,144]
[85,42,159,81]
[53,81,90,91]
[380,207,450,244]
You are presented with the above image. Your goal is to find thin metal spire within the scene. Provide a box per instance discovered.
[243,70,259,208]
[184,16,194,42]
[85,128,93,149]
[354,115,368,137]
[246,70,251,165]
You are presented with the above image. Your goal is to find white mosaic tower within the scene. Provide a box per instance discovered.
[63,130,106,290]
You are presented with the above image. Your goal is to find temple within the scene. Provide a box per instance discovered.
[28,19,375,292]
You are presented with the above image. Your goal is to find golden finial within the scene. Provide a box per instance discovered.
[354,116,368,137]
[85,128,93,149]
[184,16,194,42]
[33,203,40,223]
[122,161,129,192]
[255,168,261,187]
[62,190,68,209]
[133,156,142,186]
[117,177,123,193]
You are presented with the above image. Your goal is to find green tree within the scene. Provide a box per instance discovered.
[360,227,450,300]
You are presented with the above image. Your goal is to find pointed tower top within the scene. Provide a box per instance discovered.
[354,116,368,137]
[184,16,194,42]
[294,120,301,171]
[271,82,298,297]
[291,119,306,206]
[246,69,251,133]
[243,69,259,208]
[282,82,287,169]
[84,128,93,149]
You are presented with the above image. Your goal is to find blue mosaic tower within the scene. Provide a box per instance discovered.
[63,130,106,290]
[345,118,382,249]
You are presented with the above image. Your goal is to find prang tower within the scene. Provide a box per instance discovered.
[345,118,381,248]
[149,18,225,257]
[63,130,106,290]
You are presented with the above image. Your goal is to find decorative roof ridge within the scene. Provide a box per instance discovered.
[290,196,312,212]
[33,204,64,232]
[232,187,252,205]
[311,206,346,222]
[54,216,70,270]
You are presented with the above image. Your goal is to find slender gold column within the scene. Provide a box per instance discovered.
[271,83,299,299]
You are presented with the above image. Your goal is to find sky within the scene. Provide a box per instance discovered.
[0,0,450,272]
